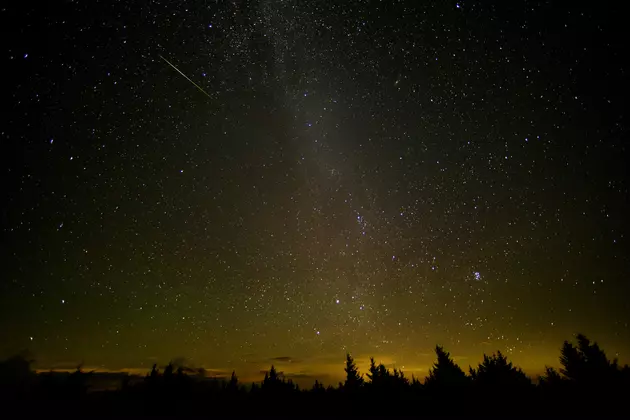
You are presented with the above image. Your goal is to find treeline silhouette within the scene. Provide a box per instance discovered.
[1,333,628,418]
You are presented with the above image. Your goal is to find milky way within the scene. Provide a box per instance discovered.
[2,1,628,384]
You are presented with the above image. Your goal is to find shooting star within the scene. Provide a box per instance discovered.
[158,54,212,99]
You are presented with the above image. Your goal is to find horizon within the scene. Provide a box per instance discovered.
[4,335,628,418]
[25,332,630,388]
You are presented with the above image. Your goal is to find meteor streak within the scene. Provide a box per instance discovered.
[158,54,212,99]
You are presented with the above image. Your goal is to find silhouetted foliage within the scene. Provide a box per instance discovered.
[312,379,325,393]
[559,333,619,387]
[1,332,626,417]
[365,357,409,395]
[410,375,423,391]
[225,370,238,392]
[0,352,34,385]
[260,365,297,395]
[425,345,470,391]
[539,365,564,388]
[163,362,174,379]
[147,364,159,382]
[0,352,35,399]
[342,353,363,392]
[469,350,531,390]
[366,357,379,384]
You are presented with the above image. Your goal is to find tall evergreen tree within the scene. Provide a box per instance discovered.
[410,375,423,392]
[425,345,469,389]
[312,379,325,393]
[344,353,364,391]
[366,357,379,384]
[145,363,159,386]
[365,357,409,392]
[227,370,238,392]
[469,351,531,389]
[539,366,564,389]
[163,362,174,379]
[559,333,617,385]
[262,365,285,393]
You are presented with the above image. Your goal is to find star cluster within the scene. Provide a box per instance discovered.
[1,1,628,382]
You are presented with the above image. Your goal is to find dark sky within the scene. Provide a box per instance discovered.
[1,1,628,384]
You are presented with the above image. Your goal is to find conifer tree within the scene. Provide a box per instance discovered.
[559,333,618,386]
[269,365,278,382]
[227,370,238,391]
[366,357,378,383]
[163,362,174,379]
[344,353,364,391]
[425,345,469,389]
[469,350,531,389]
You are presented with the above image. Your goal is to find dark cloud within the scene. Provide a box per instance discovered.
[201,369,232,378]
[269,356,301,363]
[283,372,332,381]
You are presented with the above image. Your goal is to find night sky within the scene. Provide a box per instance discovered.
[2,1,628,385]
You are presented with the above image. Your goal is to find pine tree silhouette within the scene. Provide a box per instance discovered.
[150,364,159,379]
[559,333,618,387]
[144,363,159,392]
[410,375,423,392]
[540,333,628,414]
[540,366,564,387]
[364,357,410,395]
[425,345,469,390]
[262,365,283,394]
[469,350,531,389]
[369,359,389,388]
[559,341,582,381]
[227,370,238,392]
[163,362,174,380]
[392,367,409,388]
[343,353,364,391]
[312,379,325,393]
[366,357,379,384]
[5,333,629,417]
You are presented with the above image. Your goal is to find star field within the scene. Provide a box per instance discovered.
[1,1,628,383]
